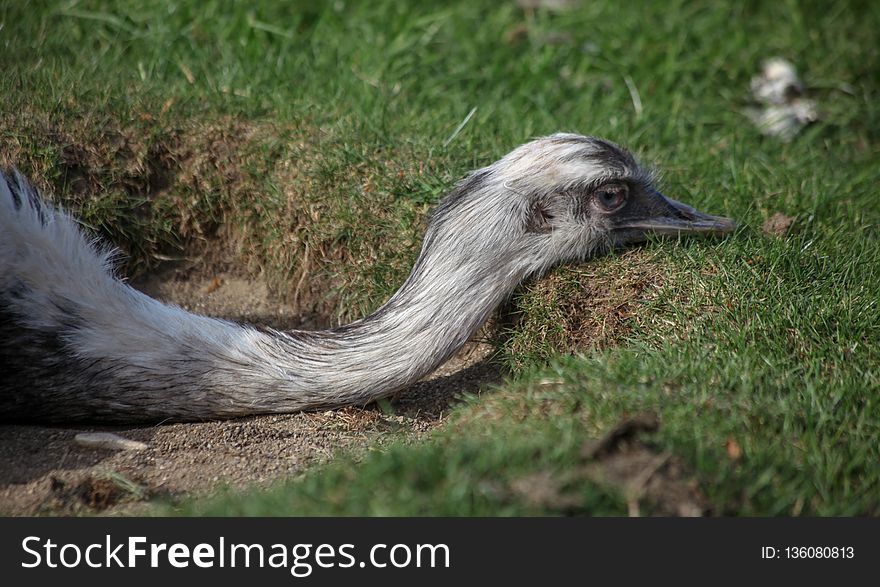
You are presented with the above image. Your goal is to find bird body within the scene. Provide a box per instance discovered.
[0,134,734,423]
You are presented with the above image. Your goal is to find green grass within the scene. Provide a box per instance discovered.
[2,0,878,515]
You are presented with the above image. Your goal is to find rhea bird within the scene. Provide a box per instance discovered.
[0,134,734,423]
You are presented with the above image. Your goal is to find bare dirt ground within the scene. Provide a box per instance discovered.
[0,264,500,515]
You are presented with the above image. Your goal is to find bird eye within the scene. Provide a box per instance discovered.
[592,183,628,212]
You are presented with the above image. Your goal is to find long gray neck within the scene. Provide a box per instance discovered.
[242,189,534,418]
[2,170,535,423]
[275,247,517,409]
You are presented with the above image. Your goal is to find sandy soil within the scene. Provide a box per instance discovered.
[0,264,500,515]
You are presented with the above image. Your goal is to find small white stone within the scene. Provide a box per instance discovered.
[75,432,149,451]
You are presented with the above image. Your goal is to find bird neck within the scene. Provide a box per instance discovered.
[277,240,522,408]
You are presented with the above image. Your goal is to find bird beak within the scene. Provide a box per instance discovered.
[618,191,736,237]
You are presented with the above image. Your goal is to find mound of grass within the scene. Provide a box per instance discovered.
[2,0,878,514]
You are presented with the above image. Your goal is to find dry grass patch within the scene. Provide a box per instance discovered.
[500,249,675,368]
[0,110,439,320]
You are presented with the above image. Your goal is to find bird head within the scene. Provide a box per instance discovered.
[499,133,734,264]
[427,133,735,280]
